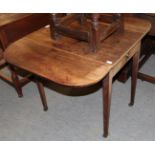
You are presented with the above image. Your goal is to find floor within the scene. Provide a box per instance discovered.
[0,55,155,141]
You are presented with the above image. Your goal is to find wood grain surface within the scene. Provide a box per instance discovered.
[4,17,151,87]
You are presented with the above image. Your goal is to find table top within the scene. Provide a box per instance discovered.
[4,17,151,87]
[0,13,33,28]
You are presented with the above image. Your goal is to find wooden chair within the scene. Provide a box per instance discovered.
[136,14,155,84]
[0,13,49,105]
[50,13,124,52]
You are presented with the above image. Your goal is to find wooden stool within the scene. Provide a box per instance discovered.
[50,13,124,52]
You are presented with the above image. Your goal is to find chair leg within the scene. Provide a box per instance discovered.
[9,66,23,97]
[36,81,48,111]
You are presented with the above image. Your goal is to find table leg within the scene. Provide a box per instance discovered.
[9,66,23,97]
[36,81,48,111]
[129,50,140,106]
[102,73,112,137]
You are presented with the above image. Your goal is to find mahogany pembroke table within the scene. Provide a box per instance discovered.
[4,16,150,137]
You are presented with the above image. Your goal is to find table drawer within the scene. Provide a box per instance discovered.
[111,42,140,77]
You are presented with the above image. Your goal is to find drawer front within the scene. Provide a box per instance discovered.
[111,41,140,77]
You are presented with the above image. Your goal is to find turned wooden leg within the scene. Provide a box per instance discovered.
[50,13,60,39]
[79,13,85,25]
[90,13,100,52]
[129,49,140,106]
[36,81,48,111]
[116,13,124,32]
[102,73,112,137]
[9,66,23,97]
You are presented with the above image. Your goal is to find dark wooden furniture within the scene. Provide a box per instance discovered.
[4,17,150,137]
[0,13,49,97]
[136,14,155,84]
[50,13,124,52]
[118,13,155,83]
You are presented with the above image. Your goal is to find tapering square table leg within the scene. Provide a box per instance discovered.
[36,81,48,111]
[102,73,112,137]
[129,49,140,106]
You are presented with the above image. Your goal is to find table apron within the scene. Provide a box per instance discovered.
[110,41,141,78]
